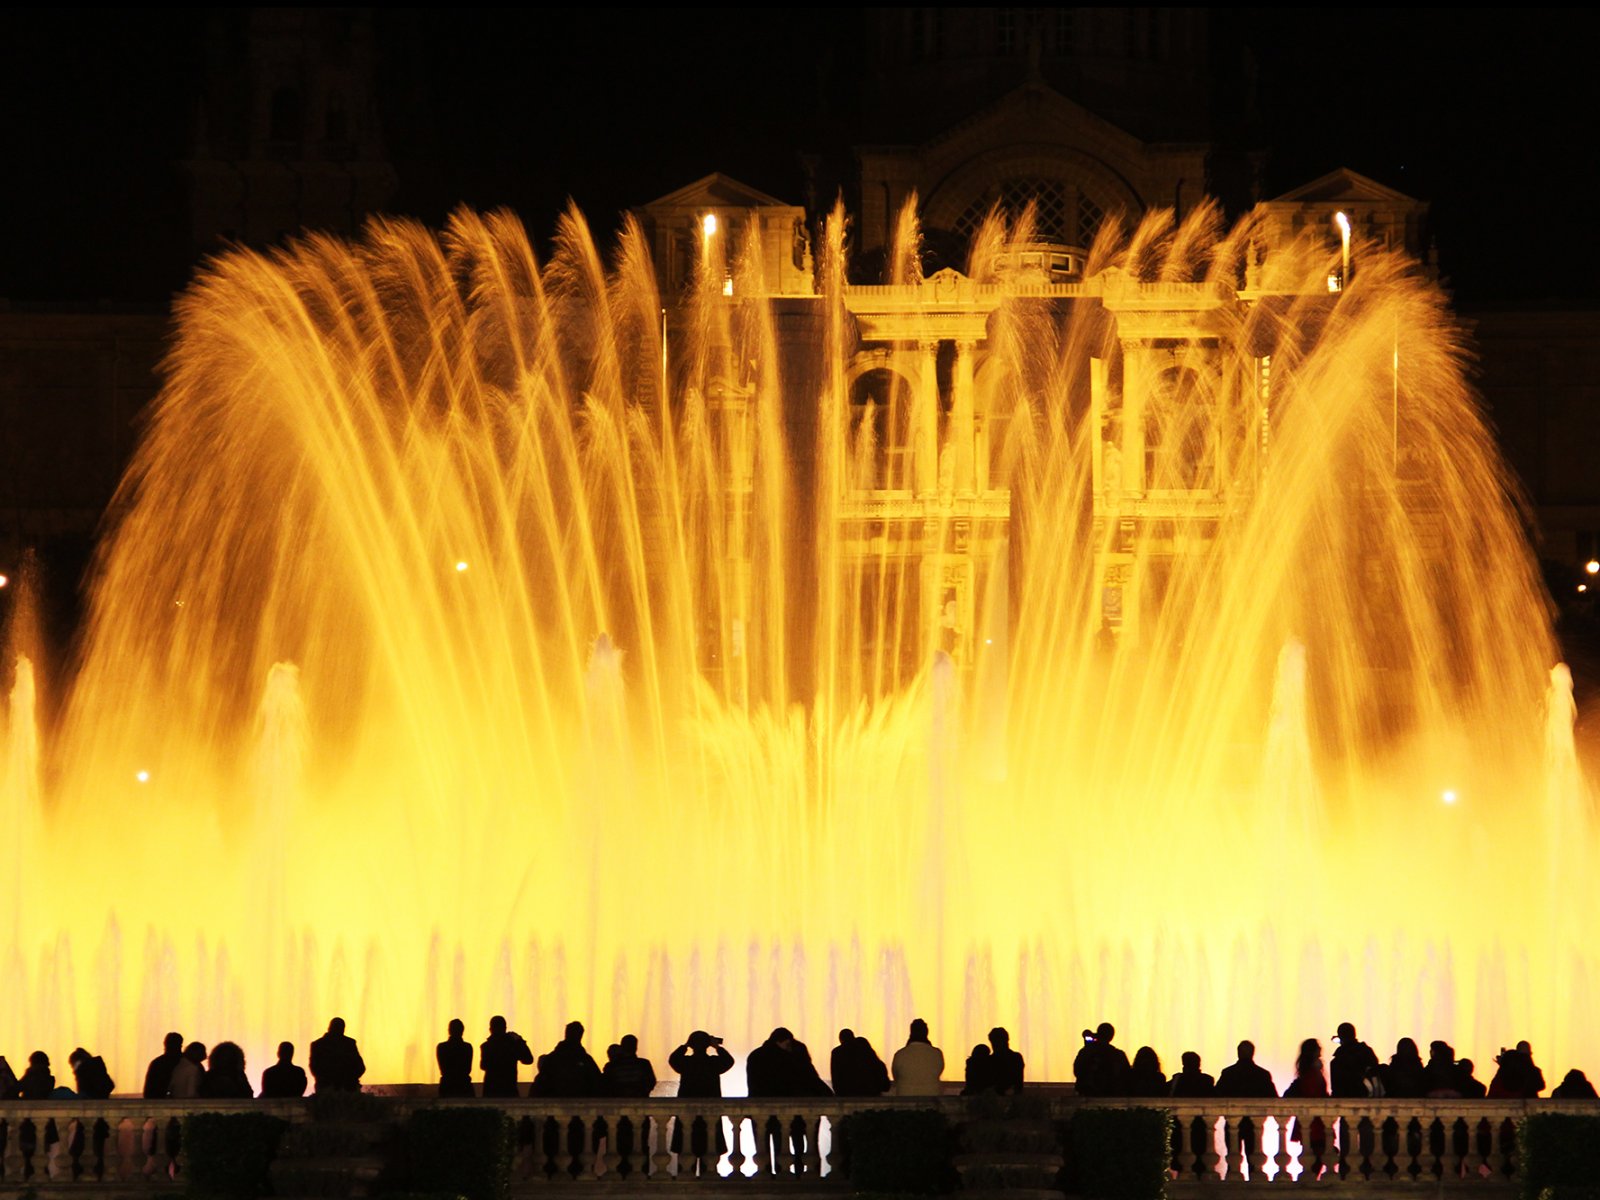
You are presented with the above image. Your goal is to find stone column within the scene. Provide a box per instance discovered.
[914,339,939,496]
[951,339,976,493]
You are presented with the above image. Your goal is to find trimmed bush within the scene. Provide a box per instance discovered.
[1520,1114,1600,1200]
[400,1107,514,1200]
[1068,1107,1172,1200]
[838,1108,956,1195]
[183,1112,288,1198]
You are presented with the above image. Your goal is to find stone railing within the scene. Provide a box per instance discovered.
[0,1099,305,1185]
[0,1094,1592,1193]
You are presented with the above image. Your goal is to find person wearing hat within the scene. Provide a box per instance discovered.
[668,1031,734,1171]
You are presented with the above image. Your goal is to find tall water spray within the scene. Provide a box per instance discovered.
[3,199,1594,1087]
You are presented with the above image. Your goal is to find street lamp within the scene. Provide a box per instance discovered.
[1333,211,1351,291]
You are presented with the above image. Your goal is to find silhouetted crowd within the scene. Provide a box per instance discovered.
[0,1015,1593,1103]
[1069,1021,1597,1102]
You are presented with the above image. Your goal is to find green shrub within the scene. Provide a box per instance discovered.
[838,1109,955,1195]
[183,1112,288,1199]
[1067,1108,1172,1200]
[399,1107,513,1200]
[1521,1114,1600,1200]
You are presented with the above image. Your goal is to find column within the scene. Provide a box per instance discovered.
[951,339,976,493]
[915,340,939,496]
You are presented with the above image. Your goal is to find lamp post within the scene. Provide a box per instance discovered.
[1333,210,1351,291]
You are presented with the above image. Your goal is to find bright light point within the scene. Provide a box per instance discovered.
[455,561,469,572]
[1442,789,1457,805]
[174,598,185,608]
[1327,271,1342,294]
[135,770,150,784]
[702,213,718,237]
[985,638,994,645]
[0,574,8,589]
[1581,584,1589,594]
[1334,211,1351,237]
[1586,560,1598,575]
[722,275,734,297]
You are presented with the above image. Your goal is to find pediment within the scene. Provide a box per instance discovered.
[1272,168,1420,205]
[920,83,1152,164]
[642,172,795,211]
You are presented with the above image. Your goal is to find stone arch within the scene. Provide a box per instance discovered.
[846,351,921,491]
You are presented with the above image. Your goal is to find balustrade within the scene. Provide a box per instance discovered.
[0,1095,1584,1192]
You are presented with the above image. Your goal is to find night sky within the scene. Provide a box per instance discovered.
[4,7,1600,307]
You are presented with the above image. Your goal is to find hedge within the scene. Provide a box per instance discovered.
[1520,1114,1600,1200]
[1067,1107,1172,1200]
[837,1108,955,1194]
[182,1112,288,1198]
[399,1107,514,1200]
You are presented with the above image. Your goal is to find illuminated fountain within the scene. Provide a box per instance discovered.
[0,198,1595,1089]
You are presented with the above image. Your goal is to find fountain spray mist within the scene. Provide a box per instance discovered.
[1,199,1593,1087]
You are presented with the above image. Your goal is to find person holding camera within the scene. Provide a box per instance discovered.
[669,1030,735,1170]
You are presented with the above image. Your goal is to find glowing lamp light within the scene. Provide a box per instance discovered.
[455,560,469,572]
[1326,271,1342,294]
[1581,584,1590,594]
[135,770,150,784]
[1586,560,1599,575]
[0,573,8,589]
[1441,789,1458,805]
[722,274,734,297]
[702,213,718,238]
[1333,211,1352,239]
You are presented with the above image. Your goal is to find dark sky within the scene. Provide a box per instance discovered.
[4,7,1599,307]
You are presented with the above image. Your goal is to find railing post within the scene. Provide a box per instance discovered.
[747,1110,769,1178]
[726,1114,747,1179]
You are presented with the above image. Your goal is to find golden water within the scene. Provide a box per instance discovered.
[1,201,1594,1089]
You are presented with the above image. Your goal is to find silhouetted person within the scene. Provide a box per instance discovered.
[143,1032,184,1099]
[481,1015,534,1098]
[436,1019,474,1098]
[890,1018,944,1096]
[596,1035,656,1176]
[0,1056,17,1099]
[1216,1040,1276,1097]
[200,1042,253,1098]
[1216,1041,1276,1169]
[831,1029,889,1097]
[1128,1046,1166,1097]
[1329,1023,1379,1097]
[961,1044,993,1095]
[1380,1037,1426,1097]
[603,1034,657,1097]
[262,1042,308,1098]
[1488,1041,1545,1098]
[69,1047,115,1099]
[168,1043,206,1099]
[749,1028,831,1174]
[1283,1038,1328,1172]
[1073,1022,1131,1096]
[1170,1051,1215,1097]
[1457,1058,1486,1098]
[1551,1069,1598,1099]
[18,1052,54,1100]
[310,1018,365,1093]
[748,1027,831,1097]
[1169,1052,1214,1177]
[1424,1040,1463,1097]
[988,1027,1024,1094]
[532,1020,603,1097]
[668,1032,733,1167]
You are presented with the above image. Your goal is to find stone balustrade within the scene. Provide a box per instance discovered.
[0,1094,1591,1193]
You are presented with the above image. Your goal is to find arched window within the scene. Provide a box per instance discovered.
[953,179,1111,248]
[850,368,914,490]
[1144,366,1213,491]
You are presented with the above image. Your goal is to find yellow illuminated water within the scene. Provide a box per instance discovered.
[0,201,1594,1090]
